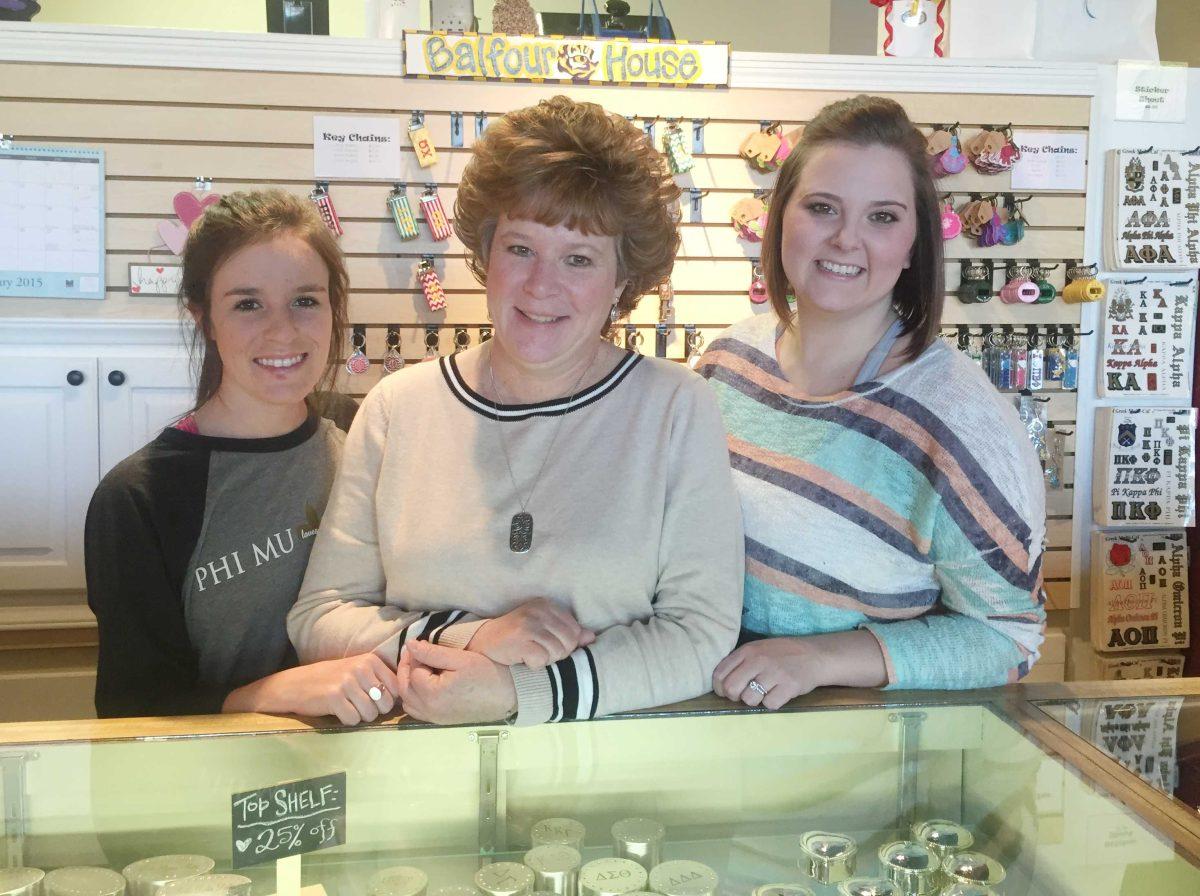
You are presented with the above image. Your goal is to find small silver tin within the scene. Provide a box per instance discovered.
[611,818,665,872]
[752,885,813,896]
[578,858,648,896]
[0,868,45,896]
[368,866,428,896]
[531,818,586,850]
[646,861,717,896]
[523,845,581,896]
[475,863,535,896]
[837,880,900,896]
[798,832,857,884]
[122,856,214,896]
[44,868,127,896]
[910,821,974,865]
[160,875,251,896]
[878,842,938,896]
[940,853,1005,888]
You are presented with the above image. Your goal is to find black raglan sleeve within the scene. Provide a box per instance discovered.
[85,448,226,717]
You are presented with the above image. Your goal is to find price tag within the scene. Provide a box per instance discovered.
[231,772,347,870]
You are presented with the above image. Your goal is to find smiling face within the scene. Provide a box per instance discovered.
[780,142,919,320]
[485,215,626,373]
[202,232,333,416]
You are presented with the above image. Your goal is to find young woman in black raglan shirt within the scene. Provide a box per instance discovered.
[85,190,399,723]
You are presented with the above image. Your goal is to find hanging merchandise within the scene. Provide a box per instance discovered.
[1062,262,1105,304]
[730,195,769,243]
[955,260,992,304]
[684,325,705,370]
[939,196,962,240]
[387,184,420,241]
[422,326,440,361]
[1100,274,1198,398]
[1011,329,1029,390]
[420,186,453,241]
[1043,326,1066,386]
[658,279,675,325]
[1000,194,1029,246]
[1061,325,1079,391]
[1031,261,1058,304]
[1043,423,1066,490]
[309,183,343,237]
[1016,391,1048,472]
[408,111,438,168]
[998,262,1039,305]
[158,183,222,256]
[1090,532,1189,654]
[738,122,797,173]
[928,124,965,178]
[1026,326,1044,391]
[957,195,995,243]
[964,126,1020,175]
[382,327,405,374]
[1093,407,1197,527]
[662,121,693,175]
[748,262,769,305]
[417,257,447,311]
[1104,149,1200,271]
[346,329,370,375]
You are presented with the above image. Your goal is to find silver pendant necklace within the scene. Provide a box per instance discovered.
[489,344,600,553]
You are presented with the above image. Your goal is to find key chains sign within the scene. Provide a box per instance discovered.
[231,772,346,869]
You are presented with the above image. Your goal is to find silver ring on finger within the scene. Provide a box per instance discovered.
[368,685,384,702]
[748,679,768,697]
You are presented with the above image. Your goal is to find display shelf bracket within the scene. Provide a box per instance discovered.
[889,712,927,830]
[469,730,506,859]
[0,750,33,869]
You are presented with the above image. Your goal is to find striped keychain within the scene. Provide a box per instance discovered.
[662,121,694,175]
[310,183,343,237]
[387,184,420,241]
[420,185,453,241]
[417,258,447,311]
[408,111,438,168]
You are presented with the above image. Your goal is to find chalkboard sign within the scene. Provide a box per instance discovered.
[230,772,347,869]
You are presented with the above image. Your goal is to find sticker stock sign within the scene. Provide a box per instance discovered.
[404,31,729,87]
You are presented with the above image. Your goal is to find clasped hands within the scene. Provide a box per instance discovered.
[395,598,596,725]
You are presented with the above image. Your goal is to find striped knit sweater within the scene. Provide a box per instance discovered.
[697,313,1047,689]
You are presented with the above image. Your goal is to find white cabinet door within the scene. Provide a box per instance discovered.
[0,356,99,591]
[98,353,195,477]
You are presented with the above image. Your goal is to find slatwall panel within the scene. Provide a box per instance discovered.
[0,61,1087,616]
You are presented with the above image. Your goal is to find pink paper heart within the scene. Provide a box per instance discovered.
[158,218,189,255]
[173,191,222,227]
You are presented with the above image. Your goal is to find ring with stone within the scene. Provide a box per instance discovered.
[748,679,768,696]
[368,686,384,702]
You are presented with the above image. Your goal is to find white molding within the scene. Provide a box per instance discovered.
[0,318,190,347]
[0,22,1100,95]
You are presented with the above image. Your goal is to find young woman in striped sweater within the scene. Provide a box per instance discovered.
[698,96,1047,708]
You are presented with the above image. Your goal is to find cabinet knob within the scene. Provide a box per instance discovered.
[108,370,126,386]
[66,370,85,386]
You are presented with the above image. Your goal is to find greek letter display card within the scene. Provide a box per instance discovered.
[1093,407,1196,527]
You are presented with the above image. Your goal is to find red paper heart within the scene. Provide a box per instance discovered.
[155,267,164,274]
[173,191,222,227]
[131,284,141,293]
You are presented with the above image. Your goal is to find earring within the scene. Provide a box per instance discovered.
[610,303,620,324]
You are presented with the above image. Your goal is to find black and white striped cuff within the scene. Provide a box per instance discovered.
[547,648,600,723]
[397,609,472,653]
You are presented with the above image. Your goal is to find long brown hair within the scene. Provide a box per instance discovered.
[762,95,944,360]
[179,189,349,413]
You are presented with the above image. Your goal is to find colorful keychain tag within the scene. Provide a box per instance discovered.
[420,186,453,241]
[309,183,343,237]
[417,258,447,311]
[408,111,438,168]
[662,122,693,175]
[382,328,405,374]
[346,330,369,375]
[387,184,420,241]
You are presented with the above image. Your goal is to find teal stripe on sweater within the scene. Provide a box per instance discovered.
[743,574,869,636]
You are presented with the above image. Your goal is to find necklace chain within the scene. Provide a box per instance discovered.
[488,343,601,517]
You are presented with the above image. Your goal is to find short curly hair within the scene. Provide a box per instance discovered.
[454,95,681,328]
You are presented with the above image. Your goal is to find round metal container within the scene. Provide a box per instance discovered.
[530,818,586,850]
[798,832,857,884]
[878,842,937,896]
[936,885,996,896]
[837,880,900,896]
[474,863,535,896]
[523,845,581,896]
[578,858,647,896]
[368,867,428,896]
[0,868,45,896]
[430,887,478,896]
[160,875,250,896]
[940,853,1004,888]
[122,857,214,896]
[611,818,665,872]
[752,885,813,896]
[44,868,127,896]
[646,861,716,896]
[910,821,974,865]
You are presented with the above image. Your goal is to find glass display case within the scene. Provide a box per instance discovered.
[1,688,1198,896]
